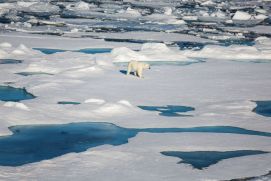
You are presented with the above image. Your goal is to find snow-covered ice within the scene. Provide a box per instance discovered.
[0,0,271,180]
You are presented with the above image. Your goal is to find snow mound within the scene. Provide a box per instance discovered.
[141,43,171,52]
[66,2,91,11]
[232,11,252,21]
[11,44,34,55]
[61,66,104,78]
[24,3,60,16]
[112,43,190,62]
[17,1,36,8]
[118,100,133,107]
[0,42,12,48]
[3,102,30,111]
[164,7,173,16]
[255,14,268,20]
[184,44,271,60]
[0,49,7,58]
[92,100,135,116]
[111,47,147,62]
[143,13,186,25]
[84,99,105,105]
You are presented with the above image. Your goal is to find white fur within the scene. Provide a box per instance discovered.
[127,60,150,78]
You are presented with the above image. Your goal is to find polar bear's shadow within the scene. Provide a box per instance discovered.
[119,70,139,77]
[119,70,128,75]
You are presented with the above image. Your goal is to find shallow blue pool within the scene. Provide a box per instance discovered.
[0,122,271,166]
[138,105,195,117]
[16,72,53,76]
[33,48,66,54]
[0,59,23,64]
[77,48,112,54]
[57,101,81,105]
[161,150,268,169]
[33,48,112,55]
[252,100,271,117]
[0,85,35,102]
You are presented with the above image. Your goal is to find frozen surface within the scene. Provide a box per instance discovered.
[0,1,271,180]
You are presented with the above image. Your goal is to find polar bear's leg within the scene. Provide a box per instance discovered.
[127,63,132,75]
[137,67,143,78]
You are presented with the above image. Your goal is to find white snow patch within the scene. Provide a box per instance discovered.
[183,43,271,61]
[255,14,268,20]
[84,99,105,105]
[112,43,191,62]
[92,100,135,116]
[0,49,7,58]
[118,7,141,17]
[233,11,252,20]
[0,42,12,48]
[118,100,133,107]
[3,102,30,111]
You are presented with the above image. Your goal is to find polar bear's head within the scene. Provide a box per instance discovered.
[143,63,150,69]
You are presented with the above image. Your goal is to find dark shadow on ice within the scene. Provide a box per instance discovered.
[16,72,54,76]
[0,122,271,166]
[138,105,195,117]
[176,41,207,50]
[77,48,112,54]
[0,59,23,64]
[119,70,127,75]
[57,101,81,105]
[161,150,269,170]
[252,100,271,117]
[0,85,36,102]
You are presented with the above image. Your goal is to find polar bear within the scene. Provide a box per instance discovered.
[127,60,150,78]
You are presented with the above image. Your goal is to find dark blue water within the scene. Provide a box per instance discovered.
[0,59,23,64]
[176,42,207,50]
[161,150,268,170]
[1,122,271,166]
[57,101,81,105]
[33,48,112,55]
[252,100,271,117]
[33,48,66,54]
[0,85,35,102]
[77,48,112,54]
[138,105,195,117]
[16,72,53,76]
[219,39,255,47]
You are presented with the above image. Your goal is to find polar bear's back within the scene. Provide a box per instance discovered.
[129,60,149,69]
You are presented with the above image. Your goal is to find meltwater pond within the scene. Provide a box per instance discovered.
[161,150,269,170]
[138,105,195,117]
[0,59,22,64]
[33,48,112,55]
[33,48,66,54]
[1,122,271,166]
[252,100,271,117]
[0,85,35,102]
[57,101,81,105]
[16,72,54,76]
